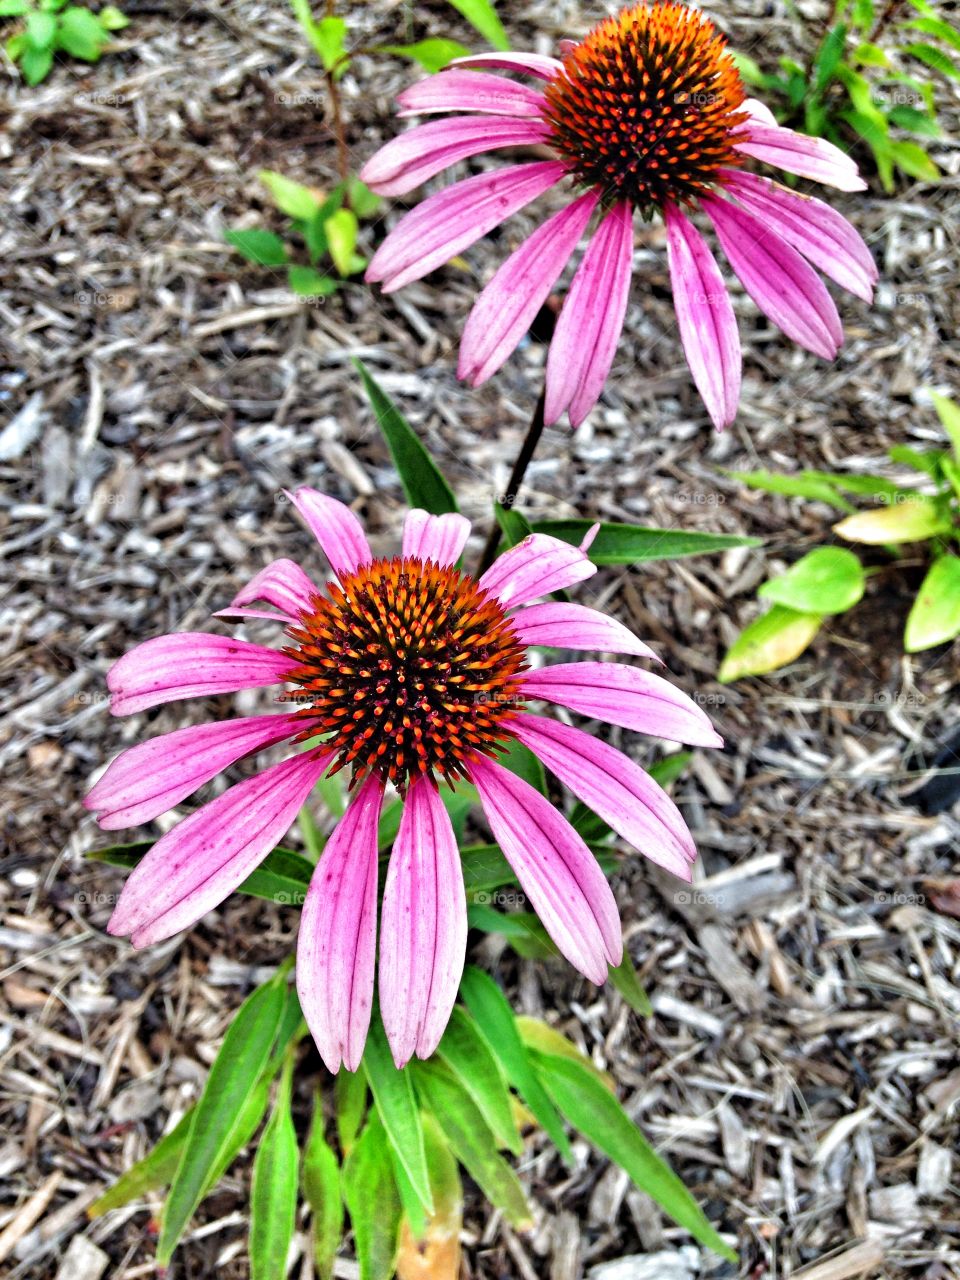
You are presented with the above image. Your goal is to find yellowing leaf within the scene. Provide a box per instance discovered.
[396,1116,462,1280]
[833,497,951,544]
[718,606,822,682]
[904,555,960,651]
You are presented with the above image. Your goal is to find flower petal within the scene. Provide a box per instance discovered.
[397,70,547,118]
[720,169,877,303]
[734,122,866,191]
[297,776,383,1073]
[215,558,321,624]
[511,601,659,660]
[85,713,301,830]
[402,510,471,567]
[360,115,551,197]
[701,193,843,360]
[469,755,621,981]
[379,778,467,1067]
[459,191,600,386]
[450,51,564,80]
[479,533,596,608]
[739,96,778,127]
[107,634,295,716]
[664,202,741,430]
[366,161,567,294]
[521,662,723,747]
[544,200,634,427]
[108,748,330,946]
[511,713,696,877]
[285,487,372,580]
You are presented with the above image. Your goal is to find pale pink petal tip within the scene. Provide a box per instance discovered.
[735,122,867,192]
[216,558,319,624]
[402,509,471,567]
[395,70,546,119]
[285,487,372,581]
[297,777,383,1073]
[479,532,596,608]
[449,51,565,80]
[511,601,660,662]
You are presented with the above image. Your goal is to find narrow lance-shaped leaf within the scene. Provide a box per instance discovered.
[335,1067,367,1155]
[437,1007,522,1154]
[607,949,653,1017]
[250,1055,299,1280]
[342,1116,402,1280]
[303,1097,343,1280]
[88,1109,194,1217]
[396,1114,463,1280]
[532,519,762,563]
[362,1014,434,1216]
[445,0,510,49]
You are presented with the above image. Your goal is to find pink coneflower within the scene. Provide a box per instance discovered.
[86,491,720,1070]
[361,1,877,430]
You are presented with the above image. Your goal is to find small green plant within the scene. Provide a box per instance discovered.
[224,170,380,299]
[719,391,960,681]
[1,0,127,84]
[733,0,959,190]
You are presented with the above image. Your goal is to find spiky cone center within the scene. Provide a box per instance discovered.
[283,556,528,790]
[543,0,748,214]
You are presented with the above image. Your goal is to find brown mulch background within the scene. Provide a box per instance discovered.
[2,0,959,1276]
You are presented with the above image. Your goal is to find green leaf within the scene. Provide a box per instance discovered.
[801,469,910,500]
[648,750,693,787]
[250,1059,299,1280]
[904,554,960,651]
[460,967,572,1163]
[88,839,313,904]
[158,976,287,1263]
[758,547,865,615]
[834,496,952,543]
[312,13,347,69]
[363,1015,433,1216]
[57,6,106,58]
[608,949,653,1016]
[466,906,556,958]
[900,16,960,52]
[531,1053,736,1261]
[19,41,53,80]
[445,0,509,49]
[342,1117,402,1280]
[494,499,534,551]
[852,40,889,66]
[354,360,458,515]
[0,0,28,13]
[303,1100,343,1280]
[888,139,940,180]
[395,1114,462,1272]
[889,104,940,135]
[459,843,515,893]
[726,468,856,510]
[517,1017,614,1089]
[26,9,56,46]
[335,1067,367,1155]
[412,1062,531,1227]
[852,0,874,27]
[88,1109,194,1216]
[346,177,381,219]
[437,1008,522,1154]
[728,50,768,86]
[259,168,322,220]
[288,264,338,297]
[98,4,128,29]
[903,41,960,78]
[325,207,359,276]
[497,736,546,794]
[380,38,470,72]
[225,228,288,266]
[532,520,762,563]
[813,23,847,93]
[718,605,823,682]
[930,391,960,458]
[888,444,945,476]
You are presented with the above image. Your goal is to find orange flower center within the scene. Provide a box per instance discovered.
[543,1,747,213]
[283,557,527,790]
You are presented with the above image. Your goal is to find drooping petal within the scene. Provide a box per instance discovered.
[544,200,634,427]
[450,51,565,80]
[459,191,601,387]
[379,778,467,1068]
[511,601,659,660]
[521,662,723,747]
[397,70,547,118]
[734,122,866,191]
[664,202,741,430]
[366,161,567,293]
[107,634,295,716]
[360,115,552,197]
[284,487,372,580]
[469,755,621,981]
[511,713,696,877]
[720,169,877,303]
[108,748,330,946]
[297,776,383,1073]
[701,193,843,360]
[215,558,321,624]
[478,533,596,608]
[402,510,471,567]
[85,713,301,830]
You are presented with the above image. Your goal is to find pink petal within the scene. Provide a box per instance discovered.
[85,713,301,830]
[511,601,660,660]
[511,713,696,877]
[739,97,778,127]
[720,169,877,303]
[469,755,622,982]
[397,70,546,118]
[664,203,741,430]
[450,51,564,80]
[297,776,383,1073]
[521,662,723,747]
[366,161,567,294]
[108,748,330,946]
[284,487,372,580]
[360,115,551,197]
[402,509,471,567]
[459,191,600,386]
[735,123,867,191]
[215,558,321,624]
[379,778,467,1068]
[701,193,843,360]
[107,634,295,717]
[479,533,596,608]
[544,200,634,427]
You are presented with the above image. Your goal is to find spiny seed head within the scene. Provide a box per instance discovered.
[283,556,528,791]
[543,0,747,214]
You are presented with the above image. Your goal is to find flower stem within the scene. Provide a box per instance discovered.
[477,386,547,575]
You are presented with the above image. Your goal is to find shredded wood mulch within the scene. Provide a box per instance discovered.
[1,0,958,1277]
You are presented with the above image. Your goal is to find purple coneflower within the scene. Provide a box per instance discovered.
[86,491,720,1070]
[361,1,877,430]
